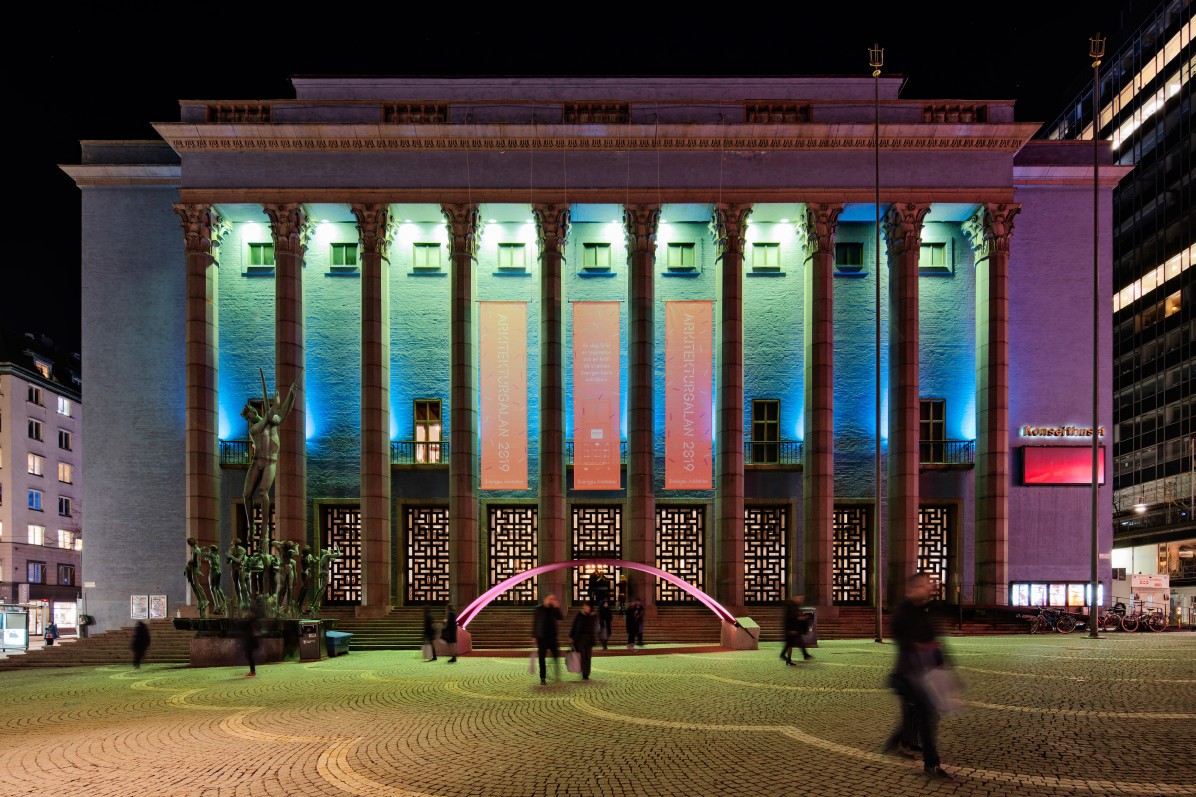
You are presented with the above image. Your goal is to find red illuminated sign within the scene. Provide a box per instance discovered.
[1021,446,1105,485]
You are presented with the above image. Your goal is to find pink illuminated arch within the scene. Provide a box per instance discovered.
[456,559,737,628]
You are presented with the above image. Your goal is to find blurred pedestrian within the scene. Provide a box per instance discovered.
[569,602,597,680]
[43,621,60,647]
[443,605,458,664]
[616,575,628,613]
[131,621,151,669]
[625,597,645,650]
[532,593,564,685]
[242,608,260,677]
[423,608,438,661]
[883,572,952,780]
[598,600,613,649]
[781,594,812,665]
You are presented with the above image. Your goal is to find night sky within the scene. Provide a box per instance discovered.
[17,2,1139,355]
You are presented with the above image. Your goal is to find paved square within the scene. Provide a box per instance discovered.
[0,634,1193,796]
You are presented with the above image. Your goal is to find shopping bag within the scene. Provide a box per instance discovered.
[565,650,582,673]
[528,651,538,676]
[422,643,434,661]
[921,666,966,715]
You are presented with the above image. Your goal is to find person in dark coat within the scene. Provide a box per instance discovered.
[442,605,458,664]
[569,602,597,680]
[423,608,438,661]
[242,608,260,677]
[625,598,645,650]
[131,621,151,669]
[883,572,952,781]
[532,593,564,685]
[780,594,812,664]
[597,600,613,650]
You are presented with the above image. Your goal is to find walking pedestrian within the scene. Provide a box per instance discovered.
[443,605,458,664]
[43,621,60,647]
[131,621,151,669]
[780,594,812,665]
[625,597,644,650]
[532,593,564,685]
[616,575,628,613]
[423,608,438,661]
[241,608,260,677]
[883,572,952,780]
[569,602,597,680]
[598,600,613,650]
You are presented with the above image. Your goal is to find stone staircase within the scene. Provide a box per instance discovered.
[0,619,193,671]
[322,607,428,650]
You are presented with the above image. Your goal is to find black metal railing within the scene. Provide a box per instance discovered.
[744,440,803,465]
[390,440,449,465]
[219,440,250,465]
[920,440,975,466]
[565,440,628,465]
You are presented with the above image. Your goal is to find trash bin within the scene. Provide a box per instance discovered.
[800,606,818,648]
[298,620,323,661]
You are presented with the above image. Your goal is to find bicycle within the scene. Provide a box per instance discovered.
[1097,602,1128,632]
[1027,607,1077,634]
[1123,607,1168,632]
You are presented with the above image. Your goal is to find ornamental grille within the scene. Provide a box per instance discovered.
[918,505,952,600]
[488,505,539,604]
[406,506,450,604]
[322,505,362,604]
[571,505,622,604]
[233,502,275,550]
[654,505,705,603]
[744,505,788,604]
[833,505,871,605]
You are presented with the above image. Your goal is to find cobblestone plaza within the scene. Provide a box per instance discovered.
[1,635,1192,796]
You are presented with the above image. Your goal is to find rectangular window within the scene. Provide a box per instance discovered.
[919,242,950,274]
[414,399,443,463]
[752,242,780,272]
[329,242,358,270]
[58,497,72,517]
[27,453,44,476]
[582,242,612,271]
[497,243,527,271]
[57,396,71,417]
[28,419,43,441]
[28,490,43,512]
[28,524,45,545]
[27,561,46,584]
[57,564,75,587]
[27,385,43,405]
[920,399,946,463]
[666,242,696,271]
[835,242,864,274]
[247,242,275,272]
[56,529,74,549]
[58,462,73,484]
[58,430,72,451]
[750,399,780,464]
[33,360,51,379]
[413,242,443,270]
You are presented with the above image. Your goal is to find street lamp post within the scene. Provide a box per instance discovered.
[869,43,884,643]
[1089,33,1105,639]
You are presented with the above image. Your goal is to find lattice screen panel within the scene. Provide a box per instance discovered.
[833,505,871,605]
[406,506,450,604]
[744,505,788,604]
[918,505,952,600]
[322,505,361,604]
[488,505,539,604]
[571,505,622,603]
[234,503,276,551]
[654,505,705,603]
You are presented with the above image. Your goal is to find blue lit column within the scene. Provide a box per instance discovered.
[443,203,481,608]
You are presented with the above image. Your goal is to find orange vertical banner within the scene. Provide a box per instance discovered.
[573,301,621,490]
[480,301,528,490]
[665,300,713,489]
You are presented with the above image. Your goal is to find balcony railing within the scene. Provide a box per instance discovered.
[920,440,975,466]
[744,440,803,465]
[391,440,449,465]
[219,440,250,465]
[565,440,628,465]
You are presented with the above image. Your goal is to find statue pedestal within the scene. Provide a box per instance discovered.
[720,618,760,650]
[173,618,338,668]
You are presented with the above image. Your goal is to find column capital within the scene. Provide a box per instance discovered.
[441,203,481,260]
[351,203,395,261]
[263,203,311,259]
[174,204,230,262]
[883,202,932,260]
[799,203,845,257]
[709,203,753,258]
[963,203,1021,261]
[624,204,662,257]
[533,203,571,257]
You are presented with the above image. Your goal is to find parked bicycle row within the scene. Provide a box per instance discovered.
[1020,603,1171,634]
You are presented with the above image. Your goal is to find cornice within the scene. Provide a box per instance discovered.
[58,164,181,187]
[151,122,1041,153]
[1012,164,1135,187]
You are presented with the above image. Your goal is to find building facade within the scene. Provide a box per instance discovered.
[64,77,1125,632]
[1042,0,1193,614]
[0,331,84,630]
